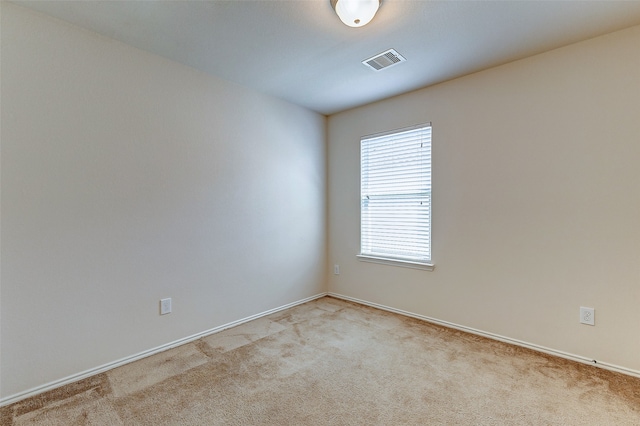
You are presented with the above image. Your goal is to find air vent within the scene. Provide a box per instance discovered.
[362,49,406,71]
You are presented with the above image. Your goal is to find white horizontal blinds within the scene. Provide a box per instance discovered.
[361,124,431,263]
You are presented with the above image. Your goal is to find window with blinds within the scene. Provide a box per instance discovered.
[359,124,432,267]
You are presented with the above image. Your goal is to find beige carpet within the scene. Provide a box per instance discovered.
[2,296,639,425]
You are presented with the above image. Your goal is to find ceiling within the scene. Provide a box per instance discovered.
[14,0,640,115]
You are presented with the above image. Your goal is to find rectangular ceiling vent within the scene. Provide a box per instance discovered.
[362,49,406,71]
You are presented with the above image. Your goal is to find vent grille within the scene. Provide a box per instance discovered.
[362,49,406,71]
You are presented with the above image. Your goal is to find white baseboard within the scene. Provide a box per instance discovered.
[328,292,640,379]
[5,290,637,407]
[0,292,328,407]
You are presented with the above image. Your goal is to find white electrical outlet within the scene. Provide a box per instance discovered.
[160,298,172,315]
[580,307,594,326]
[334,264,340,275]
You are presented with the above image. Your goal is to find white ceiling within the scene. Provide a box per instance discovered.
[14,0,640,115]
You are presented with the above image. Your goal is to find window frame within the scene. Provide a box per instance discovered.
[357,123,434,271]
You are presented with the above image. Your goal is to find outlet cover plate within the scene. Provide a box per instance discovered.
[160,298,172,315]
[580,307,594,325]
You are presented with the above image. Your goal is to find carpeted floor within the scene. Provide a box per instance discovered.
[2,296,639,425]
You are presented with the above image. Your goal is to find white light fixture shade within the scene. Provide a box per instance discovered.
[332,0,380,28]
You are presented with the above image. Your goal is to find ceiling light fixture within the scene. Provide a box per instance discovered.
[330,0,380,28]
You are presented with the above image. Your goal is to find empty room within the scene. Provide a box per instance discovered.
[1,0,639,424]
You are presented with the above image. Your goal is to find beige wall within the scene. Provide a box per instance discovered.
[328,25,640,373]
[1,3,326,399]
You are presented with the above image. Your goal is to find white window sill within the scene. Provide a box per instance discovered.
[357,254,435,271]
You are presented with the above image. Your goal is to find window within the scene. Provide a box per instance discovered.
[359,123,432,270]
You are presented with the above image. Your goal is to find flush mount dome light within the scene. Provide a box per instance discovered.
[331,0,380,28]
